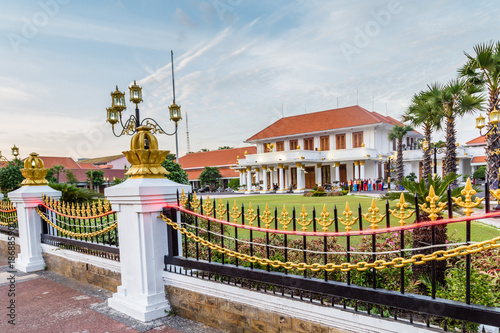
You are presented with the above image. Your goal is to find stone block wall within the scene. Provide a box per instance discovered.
[165,286,352,333]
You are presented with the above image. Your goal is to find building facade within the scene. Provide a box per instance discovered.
[234,106,478,194]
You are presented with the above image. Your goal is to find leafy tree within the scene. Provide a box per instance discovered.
[161,159,189,185]
[473,166,486,180]
[199,148,210,152]
[228,178,240,190]
[459,41,500,188]
[218,146,233,150]
[85,169,104,190]
[52,165,65,183]
[45,169,57,183]
[404,172,417,182]
[112,177,125,185]
[199,166,222,190]
[65,170,79,184]
[49,183,102,203]
[387,124,413,184]
[403,91,442,180]
[166,153,176,161]
[425,80,483,176]
[0,159,24,194]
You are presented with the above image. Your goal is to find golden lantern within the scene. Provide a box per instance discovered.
[169,102,181,123]
[476,113,486,130]
[129,80,143,106]
[489,107,500,126]
[378,154,382,162]
[11,145,19,157]
[106,107,119,125]
[111,86,126,112]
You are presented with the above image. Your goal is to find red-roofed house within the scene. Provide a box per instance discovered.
[179,147,257,189]
[465,136,487,174]
[236,105,429,193]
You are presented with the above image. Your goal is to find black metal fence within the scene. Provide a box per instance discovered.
[163,187,500,332]
[0,201,18,235]
[37,202,119,261]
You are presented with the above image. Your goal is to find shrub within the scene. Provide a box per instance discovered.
[473,166,486,180]
[311,186,327,197]
[228,178,240,190]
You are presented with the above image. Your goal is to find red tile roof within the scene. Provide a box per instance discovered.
[466,136,486,146]
[246,105,414,141]
[186,168,239,181]
[77,163,99,170]
[471,156,487,164]
[179,147,257,169]
[36,156,81,169]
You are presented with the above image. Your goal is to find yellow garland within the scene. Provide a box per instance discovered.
[0,218,17,226]
[36,208,117,238]
[159,214,500,272]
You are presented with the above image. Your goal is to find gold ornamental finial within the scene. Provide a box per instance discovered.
[452,178,484,216]
[339,202,358,232]
[122,126,170,179]
[389,193,415,226]
[419,185,446,221]
[20,153,49,186]
[362,199,385,229]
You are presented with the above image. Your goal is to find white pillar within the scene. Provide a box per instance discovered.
[360,161,365,180]
[261,166,268,193]
[9,185,61,272]
[335,162,340,182]
[294,163,305,193]
[255,168,260,190]
[278,164,285,193]
[269,168,274,189]
[316,164,322,187]
[354,161,359,179]
[246,168,252,193]
[106,178,190,322]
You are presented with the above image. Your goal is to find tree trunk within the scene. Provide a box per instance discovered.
[397,139,404,184]
[487,95,500,189]
[423,126,432,181]
[444,115,457,176]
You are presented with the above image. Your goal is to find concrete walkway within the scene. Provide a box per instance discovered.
[0,256,224,333]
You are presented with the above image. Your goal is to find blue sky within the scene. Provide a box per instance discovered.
[0,0,498,159]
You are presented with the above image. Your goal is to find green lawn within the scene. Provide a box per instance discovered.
[200,194,500,243]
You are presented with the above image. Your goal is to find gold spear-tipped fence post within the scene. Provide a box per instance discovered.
[229,200,242,223]
[297,205,312,231]
[278,204,292,230]
[315,204,334,232]
[202,195,214,217]
[260,203,275,229]
[339,201,358,232]
[389,193,415,226]
[215,198,227,220]
[419,185,447,221]
[245,202,257,226]
[452,178,484,216]
[362,198,386,229]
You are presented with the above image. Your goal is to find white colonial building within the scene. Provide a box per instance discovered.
[234,105,474,193]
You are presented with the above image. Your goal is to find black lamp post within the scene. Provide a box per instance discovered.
[422,141,445,178]
[387,156,392,190]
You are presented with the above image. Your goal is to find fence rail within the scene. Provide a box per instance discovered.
[163,183,500,332]
[37,196,119,260]
[0,201,18,234]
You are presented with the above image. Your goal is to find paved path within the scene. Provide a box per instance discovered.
[0,256,224,333]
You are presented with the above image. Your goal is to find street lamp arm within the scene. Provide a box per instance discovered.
[111,116,138,137]
[141,118,178,136]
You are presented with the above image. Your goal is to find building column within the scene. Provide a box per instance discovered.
[316,163,322,187]
[246,167,253,193]
[269,167,274,189]
[294,163,305,193]
[9,153,61,273]
[360,160,365,180]
[277,164,285,193]
[354,161,359,179]
[334,162,340,183]
[261,166,268,193]
[255,168,260,190]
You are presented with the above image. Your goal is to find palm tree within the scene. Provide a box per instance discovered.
[459,41,500,188]
[52,165,65,184]
[403,91,442,180]
[388,124,413,184]
[425,80,483,176]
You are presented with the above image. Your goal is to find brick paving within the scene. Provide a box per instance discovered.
[0,257,224,333]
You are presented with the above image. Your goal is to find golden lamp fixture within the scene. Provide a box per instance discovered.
[21,153,49,186]
[122,126,169,179]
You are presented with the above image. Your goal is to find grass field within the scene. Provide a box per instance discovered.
[197,193,500,244]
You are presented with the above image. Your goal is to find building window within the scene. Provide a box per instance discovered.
[276,141,284,152]
[353,131,363,148]
[336,134,346,149]
[289,139,298,150]
[304,138,314,151]
[320,136,330,151]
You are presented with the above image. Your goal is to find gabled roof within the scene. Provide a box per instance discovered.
[471,156,486,164]
[36,156,81,169]
[466,136,486,146]
[179,146,257,169]
[246,105,413,141]
[77,163,99,170]
[78,154,125,165]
